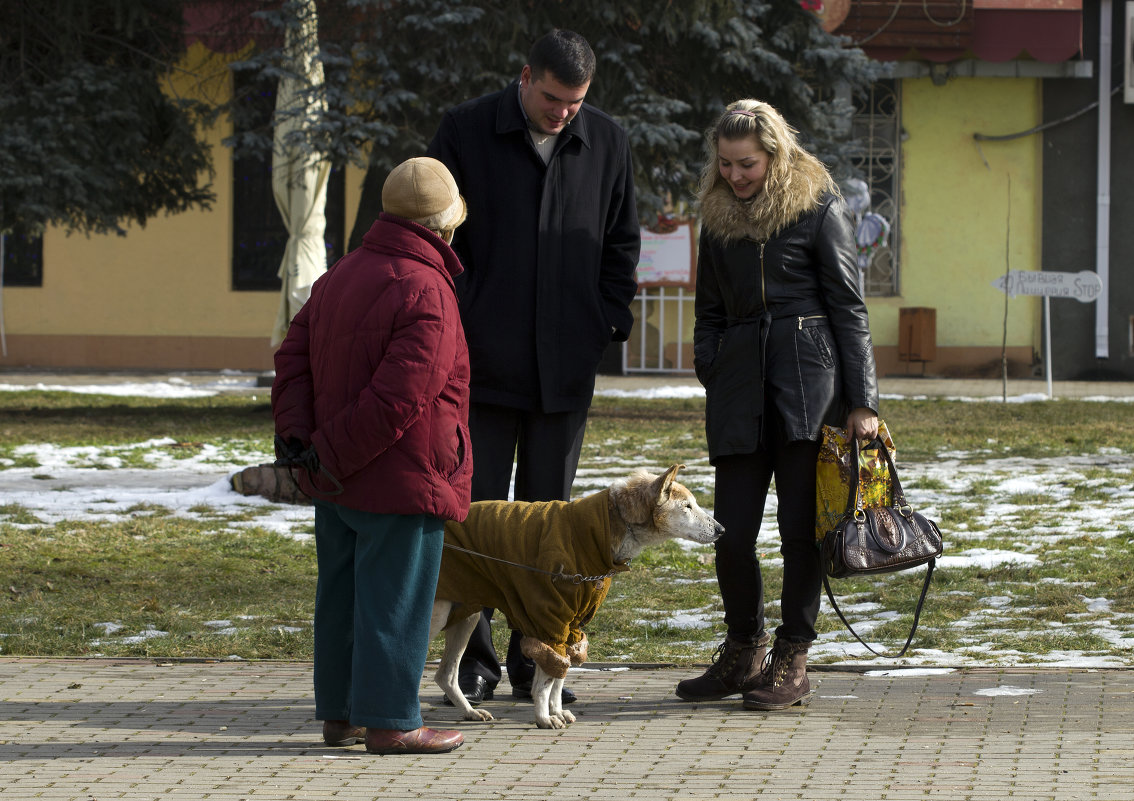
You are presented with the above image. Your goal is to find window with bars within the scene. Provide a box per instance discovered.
[848,80,902,297]
[231,72,345,291]
[1,228,43,287]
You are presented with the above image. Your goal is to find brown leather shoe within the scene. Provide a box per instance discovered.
[365,726,463,755]
[322,719,365,747]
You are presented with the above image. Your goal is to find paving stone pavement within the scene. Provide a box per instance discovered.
[1,658,1131,800]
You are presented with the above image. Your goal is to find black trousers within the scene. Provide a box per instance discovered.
[457,401,589,687]
[712,437,823,644]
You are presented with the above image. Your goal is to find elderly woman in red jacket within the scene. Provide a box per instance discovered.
[272,158,473,756]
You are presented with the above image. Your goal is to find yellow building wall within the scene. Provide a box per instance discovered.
[1,43,364,371]
[869,76,1043,376]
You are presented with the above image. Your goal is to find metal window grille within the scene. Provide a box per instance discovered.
[850,80,902,297]
[230,71,346,292]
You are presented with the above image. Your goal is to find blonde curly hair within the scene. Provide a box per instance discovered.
[698,99,838,241]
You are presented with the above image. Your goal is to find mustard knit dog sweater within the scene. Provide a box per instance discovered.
[438,490,630,679]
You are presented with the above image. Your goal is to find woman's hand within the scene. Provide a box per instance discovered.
[847,407,879,442]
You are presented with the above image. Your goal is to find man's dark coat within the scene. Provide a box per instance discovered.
[428,80,640,413]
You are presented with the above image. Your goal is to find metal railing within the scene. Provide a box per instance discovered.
[622,286,696,374]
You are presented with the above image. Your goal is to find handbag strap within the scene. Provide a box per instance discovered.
[848,434,911,513]
[822,558,935,658]
[842,437,862,515]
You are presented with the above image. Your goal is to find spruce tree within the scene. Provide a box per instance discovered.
[0,0,214,235]
[3,1,882,239]
[225,2,882,247]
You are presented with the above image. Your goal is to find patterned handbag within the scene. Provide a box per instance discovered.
[819,435,943,657]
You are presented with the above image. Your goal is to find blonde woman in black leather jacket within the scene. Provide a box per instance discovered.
[675,99,879,711]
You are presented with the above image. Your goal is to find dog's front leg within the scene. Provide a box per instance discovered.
[434,607,493,723]
[531,667,574,729]
[547,673,575,726]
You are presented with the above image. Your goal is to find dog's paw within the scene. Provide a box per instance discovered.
[560,709,576,725]
[464,709,494,722]
[536,713,570,729]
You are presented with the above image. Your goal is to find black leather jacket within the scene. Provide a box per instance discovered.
[694,193,878,460]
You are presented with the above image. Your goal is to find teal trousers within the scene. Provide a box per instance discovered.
[312,500,443,730]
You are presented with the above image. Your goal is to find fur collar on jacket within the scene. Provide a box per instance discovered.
[699,156,835,244]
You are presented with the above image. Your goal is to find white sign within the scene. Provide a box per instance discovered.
[990,270,1103,303]
[637,223,693,286]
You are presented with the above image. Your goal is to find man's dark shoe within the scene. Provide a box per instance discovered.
[510,680,577,705]
[441,674,494,706]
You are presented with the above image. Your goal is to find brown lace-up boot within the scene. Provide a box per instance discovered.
[741,638,814,710]
[675,632,771,701]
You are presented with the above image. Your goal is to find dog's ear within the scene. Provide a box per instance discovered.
[611,468,659,524]
[656,464,686,499]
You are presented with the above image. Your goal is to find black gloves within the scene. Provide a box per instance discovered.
[274,435,320,474]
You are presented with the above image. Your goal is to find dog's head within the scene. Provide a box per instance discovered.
[611,464,724,546]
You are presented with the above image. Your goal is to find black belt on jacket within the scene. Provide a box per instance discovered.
[726,311,826,327]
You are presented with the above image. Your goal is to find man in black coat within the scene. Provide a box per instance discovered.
[427,28,640,705]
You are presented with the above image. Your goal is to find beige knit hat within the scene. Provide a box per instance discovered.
[382,157,467,238]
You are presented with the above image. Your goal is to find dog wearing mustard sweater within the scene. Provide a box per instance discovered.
[431,464,723,729]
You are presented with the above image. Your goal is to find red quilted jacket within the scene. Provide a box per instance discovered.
[272,213,472,521]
